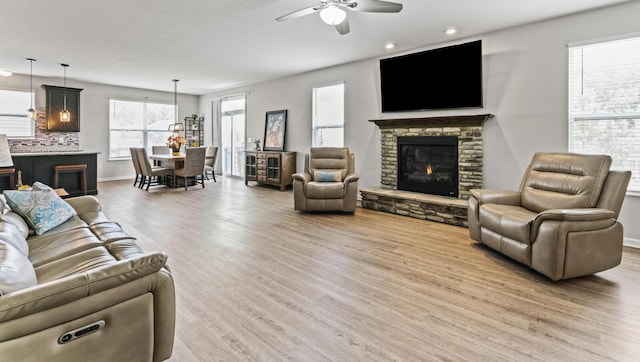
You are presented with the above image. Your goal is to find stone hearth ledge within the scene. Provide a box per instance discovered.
[360,187,468,227]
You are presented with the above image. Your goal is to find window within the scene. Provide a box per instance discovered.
[0,89,35,138]
[312,82,344,147]
[109,99,174,160]
[568,35,640,192]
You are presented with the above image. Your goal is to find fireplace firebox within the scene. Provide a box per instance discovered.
[397,136,458,197]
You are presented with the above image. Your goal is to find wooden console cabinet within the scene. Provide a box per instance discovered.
[245,151,296,191]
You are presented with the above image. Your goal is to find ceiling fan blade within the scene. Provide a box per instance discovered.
[347,0,403,13]
[275,6,323,22]
[335,18,350,35]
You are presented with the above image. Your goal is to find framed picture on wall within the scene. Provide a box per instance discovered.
[263,110,287,151]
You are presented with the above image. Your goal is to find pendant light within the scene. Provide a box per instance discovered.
[26,58,36,120]
[60,63,70,122]
[168,79,184,132]
[173,79,179,125]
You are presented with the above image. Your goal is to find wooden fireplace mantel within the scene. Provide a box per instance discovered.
[369,114,493,128]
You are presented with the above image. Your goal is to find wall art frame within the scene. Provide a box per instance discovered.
[263,109,287,151]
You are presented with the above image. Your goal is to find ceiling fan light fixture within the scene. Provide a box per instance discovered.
[319,5,346,25]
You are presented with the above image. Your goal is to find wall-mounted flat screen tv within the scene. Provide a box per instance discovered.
[380,40,483,112]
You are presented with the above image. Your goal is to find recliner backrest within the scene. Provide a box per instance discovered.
[520,152,612,213]
[308,147,350,180]
[596,170,631,218]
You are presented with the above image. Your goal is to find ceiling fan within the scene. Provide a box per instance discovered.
[276,0,403,35]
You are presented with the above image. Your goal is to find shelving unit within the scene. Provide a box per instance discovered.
[184,116,204,147]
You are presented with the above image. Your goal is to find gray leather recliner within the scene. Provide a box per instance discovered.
[468,152,631,281]
[292,147,359,213]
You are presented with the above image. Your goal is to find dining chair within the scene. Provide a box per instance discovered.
[204,146,218,182]
[129,147,143,187]
[136,148,174,191]
[152,145,170,166]
[174,147,206,190]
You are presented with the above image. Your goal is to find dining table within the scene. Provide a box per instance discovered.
[149,152,216,168]
[149,152,215,188]
[149,153,186,169]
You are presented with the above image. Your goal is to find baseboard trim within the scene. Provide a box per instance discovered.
[98,176,132,182]
[624,237,640,249]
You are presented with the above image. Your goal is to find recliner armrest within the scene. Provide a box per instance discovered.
[531,208,616,241]
[470,189,521,206]
[343,173,359,185]
[292,172,311,183]
[534,208,615,223]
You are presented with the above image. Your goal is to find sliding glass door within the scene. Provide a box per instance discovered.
[220,95,246,177]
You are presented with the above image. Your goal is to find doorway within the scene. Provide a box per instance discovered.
[219,95,246,177]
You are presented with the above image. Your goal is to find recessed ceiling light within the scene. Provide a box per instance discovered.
[0,69,13,77]
[385,43,395,50]
[445,27,458,36]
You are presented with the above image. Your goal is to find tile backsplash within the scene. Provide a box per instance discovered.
[8,107,80,152]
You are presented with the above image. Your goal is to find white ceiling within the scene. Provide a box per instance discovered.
[0,0,632,95]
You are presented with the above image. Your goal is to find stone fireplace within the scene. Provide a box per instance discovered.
[360,114,492,227]
[397,135,459,197]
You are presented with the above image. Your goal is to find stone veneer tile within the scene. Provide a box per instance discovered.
[7,107,80,152]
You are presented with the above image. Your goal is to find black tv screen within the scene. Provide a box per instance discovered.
[380,40,483,112]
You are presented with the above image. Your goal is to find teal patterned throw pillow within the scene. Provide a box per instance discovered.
[3,183,77,235]
[313,170,342,182]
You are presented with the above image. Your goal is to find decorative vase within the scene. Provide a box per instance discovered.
[170,147,181,155]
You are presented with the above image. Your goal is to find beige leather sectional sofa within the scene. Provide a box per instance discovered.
[0,195,175,361]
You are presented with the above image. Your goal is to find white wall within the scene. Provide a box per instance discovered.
[0,74,199,181]
[199,1,640,244]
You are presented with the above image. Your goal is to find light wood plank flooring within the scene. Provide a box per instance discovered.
[97,177,640,361]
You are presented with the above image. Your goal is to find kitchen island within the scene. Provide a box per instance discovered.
[4,151,99,196]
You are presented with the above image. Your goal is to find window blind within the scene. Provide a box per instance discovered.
[0,89,35,138]
[568,36,640,192]
[312,83,344,147]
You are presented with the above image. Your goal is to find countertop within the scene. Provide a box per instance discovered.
[11,151,100,157]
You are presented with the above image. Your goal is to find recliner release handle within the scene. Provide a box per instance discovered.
[58,320,105,344]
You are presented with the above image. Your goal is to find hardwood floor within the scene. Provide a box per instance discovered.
[97,178,640,361]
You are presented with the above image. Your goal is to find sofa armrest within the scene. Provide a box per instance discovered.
[0,253,175,361]
[64,195,102,215]
[0,252,168,323]
[470,189,521,206]
[292,172,311,183]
